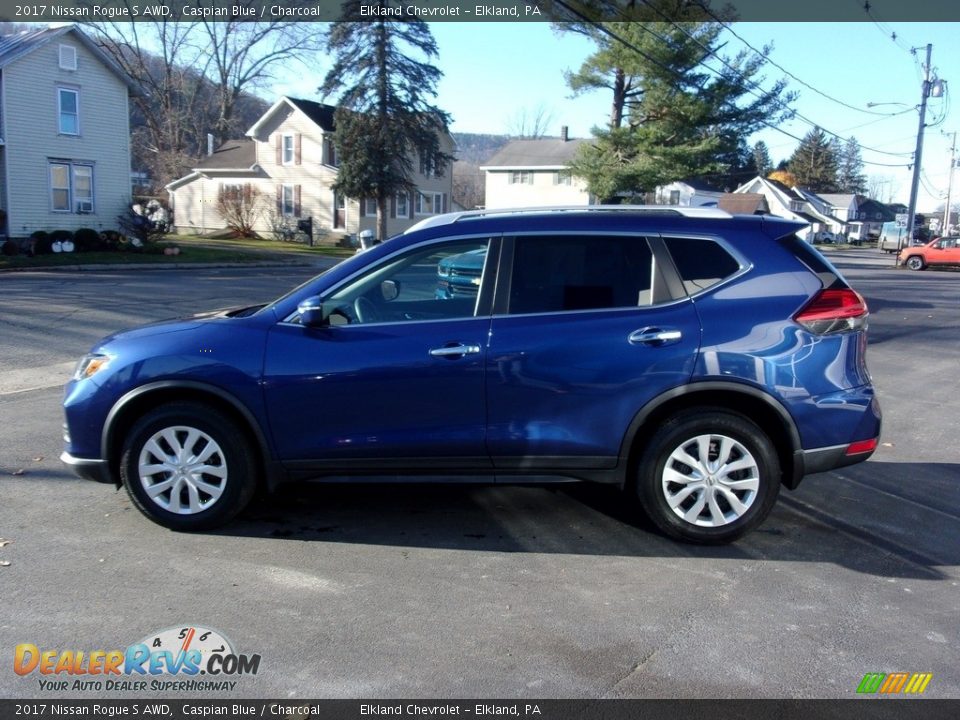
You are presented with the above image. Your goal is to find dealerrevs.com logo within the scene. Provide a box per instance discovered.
[14,625,261,692]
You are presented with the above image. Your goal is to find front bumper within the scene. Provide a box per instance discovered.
[60,451,112,484]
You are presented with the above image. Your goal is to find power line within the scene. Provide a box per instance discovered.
[857,0,916,55]
[673,5,902,118]
[671,1,914,158]
[552,0,912,169]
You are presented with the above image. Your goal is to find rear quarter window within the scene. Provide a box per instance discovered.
[664,237,741,294]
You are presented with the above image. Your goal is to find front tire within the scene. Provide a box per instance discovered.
[635,409,781,544]
[120,403,257,531]
[905,255,925,271]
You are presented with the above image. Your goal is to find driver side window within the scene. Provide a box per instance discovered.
[326,239,491,325]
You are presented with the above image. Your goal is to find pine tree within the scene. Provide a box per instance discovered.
[564,20,795,200]
[787,128,839,192]
[320,2,451,240]
[837,137,867,194]
[752,141,773,176]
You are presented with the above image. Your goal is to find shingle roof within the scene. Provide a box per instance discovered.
[286,97,337,131]
[481,138,588,168]
[718,193,769,215]
[195,139,256,170]
[765,177,806,201]
[817,193,857,208]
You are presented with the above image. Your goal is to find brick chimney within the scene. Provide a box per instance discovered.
[560,125,569,142]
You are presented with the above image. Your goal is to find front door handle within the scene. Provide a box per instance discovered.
[429,343,481,359]
[628,327,682,346]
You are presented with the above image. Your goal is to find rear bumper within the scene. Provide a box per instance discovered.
[60,451,113,484]
[795,439,878,478]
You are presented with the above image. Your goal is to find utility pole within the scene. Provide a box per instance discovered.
[944,130,957,234]
[905,44,933,247]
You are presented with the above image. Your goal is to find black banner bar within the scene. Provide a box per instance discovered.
[0,0,958,23]
[2,700,960,720]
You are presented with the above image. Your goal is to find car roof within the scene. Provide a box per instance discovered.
[402,206,806,242]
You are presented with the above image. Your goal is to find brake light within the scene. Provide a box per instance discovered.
[794,288,868,335]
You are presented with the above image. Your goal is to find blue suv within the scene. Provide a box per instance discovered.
[62,207,881,543]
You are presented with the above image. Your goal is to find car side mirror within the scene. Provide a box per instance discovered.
[380,279,400,302]
[297,297,349,328]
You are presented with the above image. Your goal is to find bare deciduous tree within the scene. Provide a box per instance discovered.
[866,175,900,203]
[196,15,323,143]
[216,183,264,237]
[452,161,484,210]
[505,103,556,139]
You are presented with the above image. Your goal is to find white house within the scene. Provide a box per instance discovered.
[654,179,725,207]
[480,129,592,208]
[166,96,455,239]
[734,177,839,242]
[0,25,137,238]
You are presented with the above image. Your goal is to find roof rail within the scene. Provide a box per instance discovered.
[404,205,732,233]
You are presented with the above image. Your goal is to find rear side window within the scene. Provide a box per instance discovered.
[779,233,845,289]
[509,235,653,314]
[665,237,741,294]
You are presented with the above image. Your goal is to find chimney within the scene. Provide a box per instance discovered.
[560,125,569,142]
[207,133,215,156]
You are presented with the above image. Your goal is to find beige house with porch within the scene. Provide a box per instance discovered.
[166,96,454,240]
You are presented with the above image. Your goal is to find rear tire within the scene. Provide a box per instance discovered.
[120,402,257,531]
[634,409,781,544]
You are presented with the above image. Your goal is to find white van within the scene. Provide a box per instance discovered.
[878,222,909,253]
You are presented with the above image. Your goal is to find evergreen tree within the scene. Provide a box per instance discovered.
[787,128,839,192]
[563,21,795,200]
[752,141,773,176]
[320,2,451,240]
[837,136,867,194]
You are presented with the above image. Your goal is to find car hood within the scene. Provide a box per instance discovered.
[97,306,254,345]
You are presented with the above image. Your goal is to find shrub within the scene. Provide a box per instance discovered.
[1,239,18,257]
[74,227,101,252]
[217,184,264,237]
[30,231,52,255]
[118,200,171,246]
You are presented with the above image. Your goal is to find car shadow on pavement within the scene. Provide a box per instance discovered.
[218,460,960,582]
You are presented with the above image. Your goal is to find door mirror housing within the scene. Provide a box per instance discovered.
[297,297,349,328]
[380,279,400,302]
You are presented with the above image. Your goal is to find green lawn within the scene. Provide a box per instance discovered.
[0,235,353,271]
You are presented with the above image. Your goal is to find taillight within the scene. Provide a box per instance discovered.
[794,288,868,335]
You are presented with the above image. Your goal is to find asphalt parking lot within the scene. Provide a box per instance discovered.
[0,250,958,699]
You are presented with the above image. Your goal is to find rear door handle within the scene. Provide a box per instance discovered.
[628,327,682,346]
[429,343,481,358]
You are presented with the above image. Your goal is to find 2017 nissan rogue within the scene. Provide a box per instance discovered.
[62,207,881,543]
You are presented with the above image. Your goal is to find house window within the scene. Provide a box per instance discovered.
[668,190,681,205]
[420,151,442,178]
[325,140,339,167]
[50,162,94,213]
[554,172,572,186]
[58,88,79,135]
[59,45,77,71]
[363,198,377,217]
[282,134,294,165]
[415,191,444,216]
[509,171,533,185]
[281,185,295,216]
[395,192,409,219]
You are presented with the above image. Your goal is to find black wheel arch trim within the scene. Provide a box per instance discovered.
[616,380,804,488]
[101,380,282,488]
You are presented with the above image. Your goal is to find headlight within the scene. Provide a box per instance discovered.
[74,354,112,380]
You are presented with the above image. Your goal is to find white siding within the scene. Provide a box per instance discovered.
[172,100,455,240]
[484,169,590,209]
[2,32,131,236]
